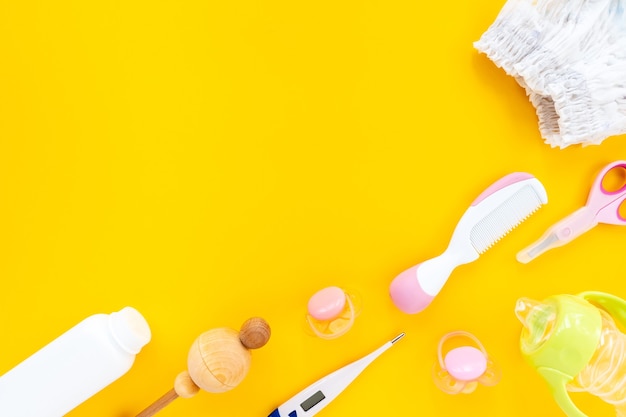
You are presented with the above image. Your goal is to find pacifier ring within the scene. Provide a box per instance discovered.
[433,331,500,394]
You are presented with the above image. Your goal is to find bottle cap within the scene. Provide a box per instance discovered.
[516,294,603,417]
[109,307,152,354]
[516,295,600,377]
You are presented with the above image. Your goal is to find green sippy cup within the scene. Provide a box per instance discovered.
[516,291,626,417]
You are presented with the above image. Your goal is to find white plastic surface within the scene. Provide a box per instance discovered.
[268,333,404,417]
[418,177,546,296]
[0,307,151,417]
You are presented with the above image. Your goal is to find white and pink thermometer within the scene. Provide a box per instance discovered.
[390,172,547,314]
[267,333,404,417]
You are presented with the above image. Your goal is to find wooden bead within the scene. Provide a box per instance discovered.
[174,371,200,398]
[187,327,251,393]
[137,318,271,417]
[239,317,271,349]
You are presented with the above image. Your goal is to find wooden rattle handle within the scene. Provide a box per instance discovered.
[134,317,270,417]
[135,389,178,417]
[135,371,200,417]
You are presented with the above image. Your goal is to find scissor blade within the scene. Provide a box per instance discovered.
[517,207,597,263]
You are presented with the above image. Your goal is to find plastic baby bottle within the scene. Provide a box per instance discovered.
[0,307,151,417]
[515,292,626,417]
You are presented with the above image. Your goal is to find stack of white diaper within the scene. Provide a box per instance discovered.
[474,0,626,148]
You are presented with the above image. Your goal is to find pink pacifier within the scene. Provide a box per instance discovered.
[432,331,500,394]
[305,286,361,339]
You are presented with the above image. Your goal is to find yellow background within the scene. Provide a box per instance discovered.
[1,1,625,416]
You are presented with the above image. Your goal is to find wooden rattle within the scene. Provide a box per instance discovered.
[136,317,271,417]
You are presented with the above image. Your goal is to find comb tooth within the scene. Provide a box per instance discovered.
[470,185,544,254]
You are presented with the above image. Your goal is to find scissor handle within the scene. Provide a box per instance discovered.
[587,161,626,225]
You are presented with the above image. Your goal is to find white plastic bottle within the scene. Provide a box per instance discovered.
[0,306,151,417]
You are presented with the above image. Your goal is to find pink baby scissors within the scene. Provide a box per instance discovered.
[517,161,626,263]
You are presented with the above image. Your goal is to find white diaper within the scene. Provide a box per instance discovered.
[475,0,626,147]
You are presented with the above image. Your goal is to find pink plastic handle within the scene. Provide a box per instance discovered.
[587,161,626,225]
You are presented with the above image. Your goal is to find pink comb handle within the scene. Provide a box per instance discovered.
[389,264,434,314]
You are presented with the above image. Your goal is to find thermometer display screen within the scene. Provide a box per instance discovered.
[300,390,325,411]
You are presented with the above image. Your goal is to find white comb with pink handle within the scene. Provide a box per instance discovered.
[389,173,547,314]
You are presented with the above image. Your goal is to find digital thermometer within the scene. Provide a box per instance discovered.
[267,333,405,417]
